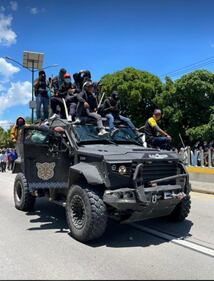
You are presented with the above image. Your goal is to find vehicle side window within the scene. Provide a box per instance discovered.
[24,129,50,145]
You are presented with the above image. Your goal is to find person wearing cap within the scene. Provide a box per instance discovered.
[101,91,137,135]
[75,81,108,136]
[34,70,49,121]
[144,109,172,150]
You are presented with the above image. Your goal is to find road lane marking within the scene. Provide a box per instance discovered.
[131,223,214,258]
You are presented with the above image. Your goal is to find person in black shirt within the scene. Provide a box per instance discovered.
[102,91,137,135]
[75,81,108,136]
[63,73,79,120]
[34,70,49,121]
[50,72,76,119]
[52,68,67,95]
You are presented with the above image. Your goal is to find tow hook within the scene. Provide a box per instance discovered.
[172,192,186,200]
[151,194,157,204]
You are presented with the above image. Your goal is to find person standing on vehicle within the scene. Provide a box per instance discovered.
[34,70,49,121]
[75,81,108,136]
[52,68,67,95]
[144,109,172,150]
[50,68,67,118]
[101,91,137,135]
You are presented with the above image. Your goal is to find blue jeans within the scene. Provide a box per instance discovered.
[36,95,49,120]
[106,113,136,131]
[151,137,171,150]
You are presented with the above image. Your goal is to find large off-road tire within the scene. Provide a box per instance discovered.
[14,173,36,211]
[66,185,107,242]
[169,195,191,222]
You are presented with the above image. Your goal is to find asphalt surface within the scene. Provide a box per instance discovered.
[0,172,214,280]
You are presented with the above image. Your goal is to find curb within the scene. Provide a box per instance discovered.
[187,166,214,174]
[191,187,214,195]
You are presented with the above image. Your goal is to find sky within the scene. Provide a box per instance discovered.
[0,0,214,129]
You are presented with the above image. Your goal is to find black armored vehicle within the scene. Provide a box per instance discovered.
[13,117,191,242]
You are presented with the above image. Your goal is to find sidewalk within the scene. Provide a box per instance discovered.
[190,180,214,195]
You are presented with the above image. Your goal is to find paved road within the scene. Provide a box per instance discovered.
[0,172,214,280]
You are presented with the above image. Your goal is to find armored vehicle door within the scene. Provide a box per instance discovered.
[23,126,73,191]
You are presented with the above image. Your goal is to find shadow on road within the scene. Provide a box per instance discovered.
[26,198,69,233]
[25,198,193,248]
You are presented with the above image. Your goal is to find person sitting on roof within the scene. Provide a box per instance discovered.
[73,70,91,92]
[101,91,137,135]
[144,109,172,150]
[74,81,108,136]
[50,72,77,119]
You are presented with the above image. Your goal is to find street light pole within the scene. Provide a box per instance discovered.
[32,60,35,123]
[4,56,58,123]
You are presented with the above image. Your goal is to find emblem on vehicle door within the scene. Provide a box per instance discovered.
[148,154,168,159]
[36,162,56,181]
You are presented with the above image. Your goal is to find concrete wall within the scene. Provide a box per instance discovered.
[187,167,214,184]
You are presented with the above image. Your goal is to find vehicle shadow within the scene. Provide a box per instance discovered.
[26,198,193,248]
[26,198,69,233]
[88,218,193,248]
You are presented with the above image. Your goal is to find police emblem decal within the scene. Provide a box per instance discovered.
[36,162,56,181]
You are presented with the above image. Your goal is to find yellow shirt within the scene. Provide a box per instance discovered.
[148,117,157,128]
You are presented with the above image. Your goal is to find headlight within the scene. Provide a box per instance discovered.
[118,165,127,175]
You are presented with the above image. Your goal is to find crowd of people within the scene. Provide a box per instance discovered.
[32,68,172,149]
[0,148,17,172]
[176,141,214,167]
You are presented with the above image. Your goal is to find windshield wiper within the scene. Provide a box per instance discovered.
[120,137,143,146]
[84,134,118,145]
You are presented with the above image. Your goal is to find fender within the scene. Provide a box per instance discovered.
[12,157,23,174]
[68,162,104,186]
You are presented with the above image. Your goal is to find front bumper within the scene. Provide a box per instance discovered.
[103,163,190,212]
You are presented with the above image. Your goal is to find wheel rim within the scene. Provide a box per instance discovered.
[70,195,86,230]
[15,181,22,202]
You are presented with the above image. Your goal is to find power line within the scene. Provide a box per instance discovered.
[160,56,214,79]
[169,60,214,78]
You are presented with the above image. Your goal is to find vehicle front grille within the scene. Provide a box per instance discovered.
[132,160,178,186]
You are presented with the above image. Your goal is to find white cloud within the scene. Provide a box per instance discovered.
[0,81,32,115]
[0,57,20,80]
[0,13,17,46]
[0,83,6,92]
[10,1,18,11]
[30,7,38,14]
[0,120,13,130]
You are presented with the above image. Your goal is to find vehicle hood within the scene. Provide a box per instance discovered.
[77,144,179,161]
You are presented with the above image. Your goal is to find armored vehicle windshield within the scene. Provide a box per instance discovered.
[73,124,142,146]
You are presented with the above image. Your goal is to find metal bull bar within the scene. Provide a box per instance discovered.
[133,163,188,204]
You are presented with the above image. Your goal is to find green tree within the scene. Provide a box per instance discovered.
[156,70,214,145]
[0,127,13,148]
[100,67,163,126]
[186,106,214,141]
